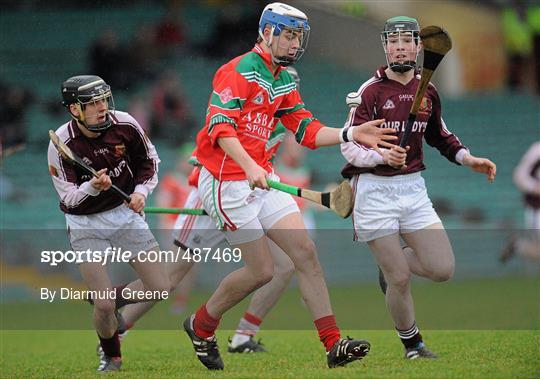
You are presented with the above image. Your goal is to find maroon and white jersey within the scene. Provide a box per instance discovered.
[341,66,467,178]
[514,142,540,209]
[48,111,159,215]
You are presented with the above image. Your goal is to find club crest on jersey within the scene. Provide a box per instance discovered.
[382,99,395,110]
[219,87,234,104]
[114,143,126,157]
[253,91,264,105]
[49,165,58,177]
[418,97,432,116]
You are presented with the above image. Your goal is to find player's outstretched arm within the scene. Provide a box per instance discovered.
[352,119,397,150]
[462,153,497,183]
[315,119,396,149]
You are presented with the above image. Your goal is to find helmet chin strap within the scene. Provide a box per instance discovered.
[390,61,416,73]
[274,56,295,67]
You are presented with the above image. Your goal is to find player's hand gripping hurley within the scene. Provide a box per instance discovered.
[49,130,132,202]
[399,26,452,148]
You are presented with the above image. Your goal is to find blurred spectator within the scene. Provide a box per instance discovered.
[154,5,186,57]
[460,206,487,224]
[126,25,160,83]
[150,71,196,144]
[127,93,151,134]
[0,82,32,203]
[501,1,532,90]
[527,3,540,96]
[88,29,129,89]
[155,14,184,47]
[199,1,263,59]
[500,142,540,263]
[432,198,455,217]
[0,82,33,151]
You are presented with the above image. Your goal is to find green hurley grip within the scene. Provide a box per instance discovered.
[144,207,207,215]
[267,179,300,196]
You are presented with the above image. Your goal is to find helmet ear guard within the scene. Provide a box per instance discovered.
[61,75,115,133]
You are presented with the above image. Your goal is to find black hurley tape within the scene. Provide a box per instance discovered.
[321,192,331,208]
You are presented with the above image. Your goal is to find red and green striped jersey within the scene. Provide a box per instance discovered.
[266,122,287,163]
[188,122,287,188]
[195,45,323,181]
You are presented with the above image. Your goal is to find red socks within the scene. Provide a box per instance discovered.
[98,331,121,358]
[194,304,221,339]
[243,312,262,327]
[314,315,341,352]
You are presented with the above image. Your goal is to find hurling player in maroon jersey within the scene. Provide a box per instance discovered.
[48,75,169,372]
[500,141,540,263]
[341,17,496,359]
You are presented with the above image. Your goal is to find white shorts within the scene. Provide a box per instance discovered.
[198,167,299,245]
[351,172,441,242]
[525,207,540,230]
[66,204,158,262]
[171,188,226,250]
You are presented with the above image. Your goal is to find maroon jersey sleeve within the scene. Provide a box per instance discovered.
[424,88,467,165]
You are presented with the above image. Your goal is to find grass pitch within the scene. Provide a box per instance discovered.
[1,276,539,378]
[1,330,538,378]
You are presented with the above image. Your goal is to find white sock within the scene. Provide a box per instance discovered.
[230,333,251,347]
[230,315,261,347]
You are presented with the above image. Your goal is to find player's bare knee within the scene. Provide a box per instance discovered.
[274,256,295,281]
[293,239,318,269]
[258,266,275,287]
[430,265,454,282]
[387,272,411,291]
[93,299,116,316]
[249,264,274,288]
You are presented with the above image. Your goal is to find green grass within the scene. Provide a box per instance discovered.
[1,330,538,378]
[2,277,539,330]
[1,277,539,377]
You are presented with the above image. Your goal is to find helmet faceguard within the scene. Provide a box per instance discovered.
[61,75,115,133]
[258,2,310,66]
[381,16,420,73]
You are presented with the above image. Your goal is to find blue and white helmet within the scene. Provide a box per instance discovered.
[258,2,310,66]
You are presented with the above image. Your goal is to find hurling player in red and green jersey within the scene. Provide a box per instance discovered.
[184,2,398,371]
